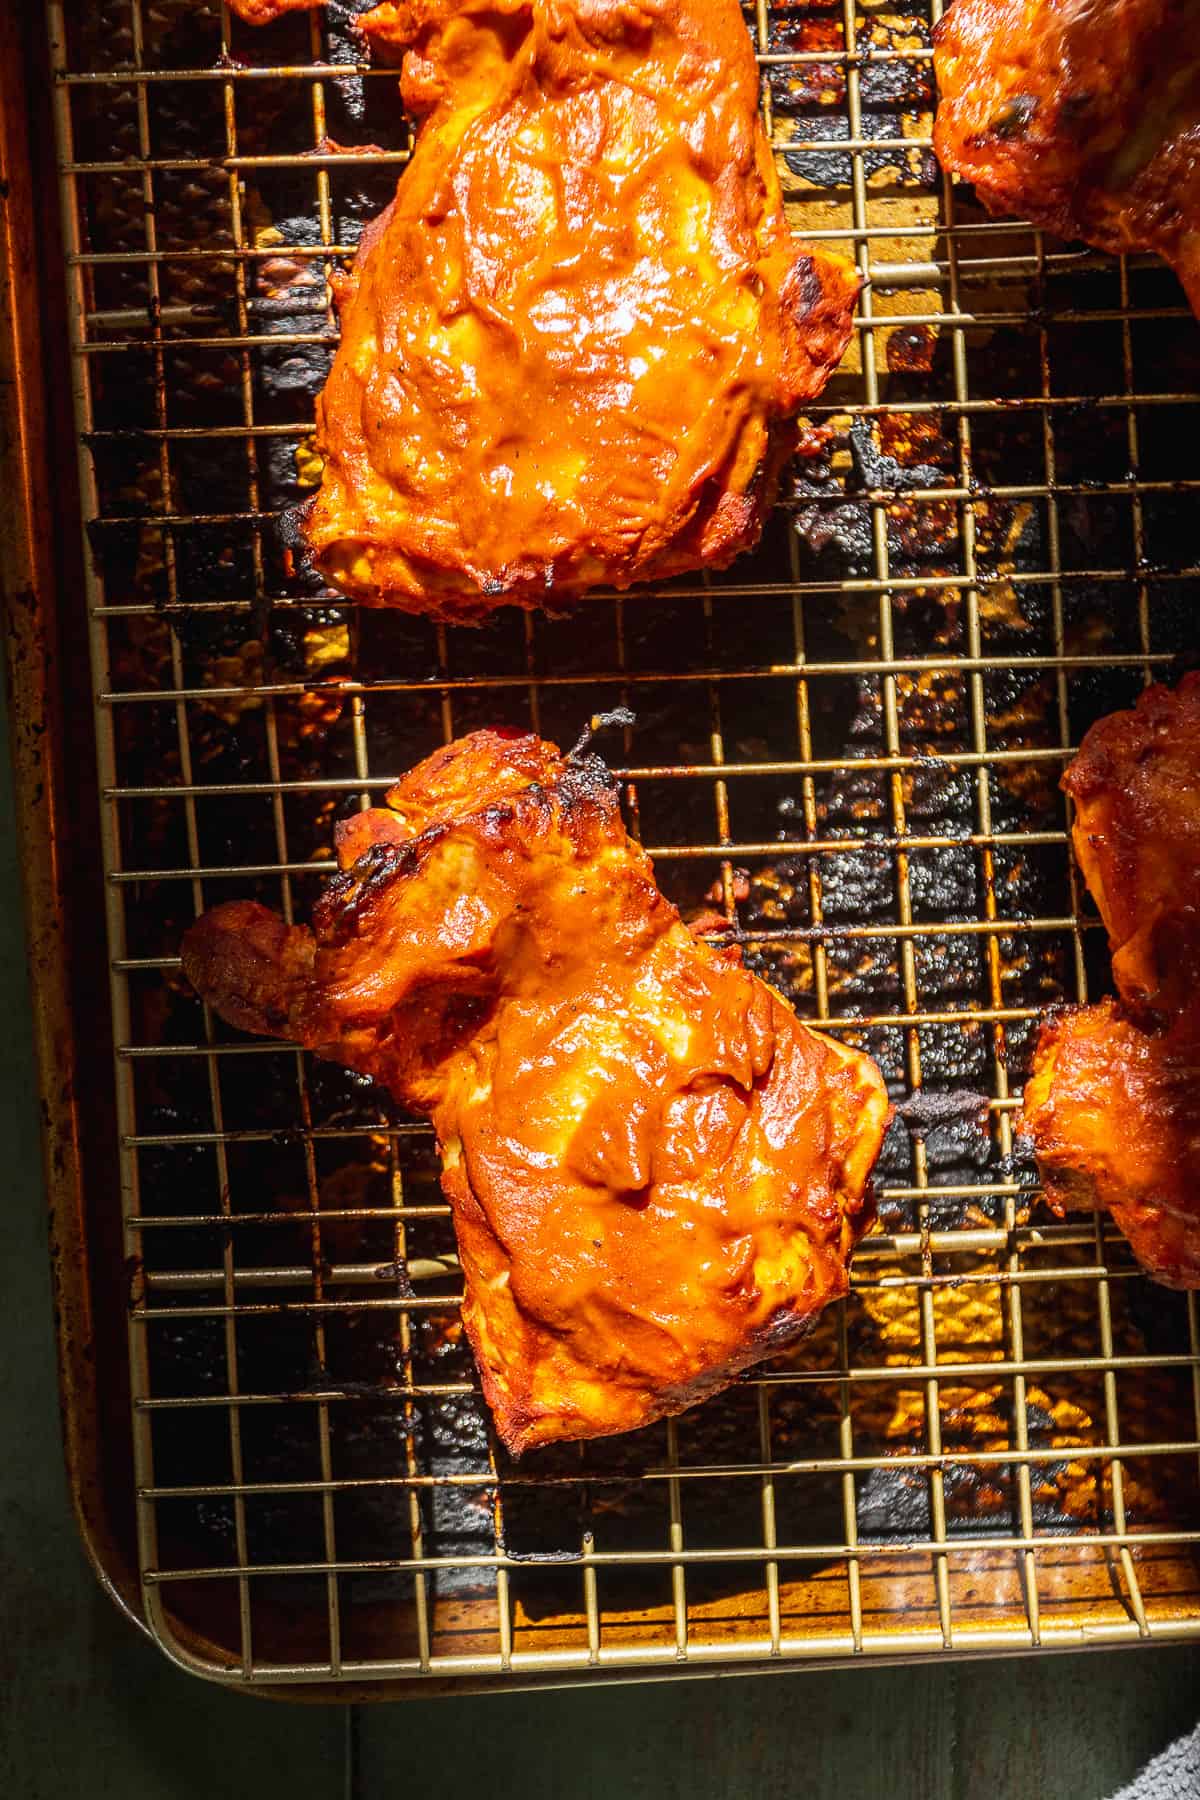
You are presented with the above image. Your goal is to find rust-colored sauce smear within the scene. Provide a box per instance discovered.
[933,0,1200,316]
[1023,675,1200,1287]
[290,0,860,620]
[182,729,890,1452]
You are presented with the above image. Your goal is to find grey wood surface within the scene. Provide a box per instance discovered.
[2,689,1198,1800]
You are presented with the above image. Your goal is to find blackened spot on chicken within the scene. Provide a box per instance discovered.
[791,254,824,319]
[277,498,316,555]
[764,1308,809,1350]
[554,750,622,820]
[316,839,424,942]
[989,92,1039,140]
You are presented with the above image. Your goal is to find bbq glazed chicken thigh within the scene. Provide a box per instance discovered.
[289,0,860,620]
[1064,672,1200,1018]
[934,0,1200,316]
[183,729,891,1452]
[1023,1002,1200,1288]
[1023,675,1200,1288]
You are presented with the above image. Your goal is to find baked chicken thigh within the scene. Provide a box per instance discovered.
[291,0,860,620]
[933,0,1200,316]
[182,728,891,1451]
[1023,675,1200,1287]
[1023,1001,1200,1288]
[1063,671,1200,1018]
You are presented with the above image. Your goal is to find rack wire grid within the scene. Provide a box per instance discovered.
[46,0,1200,1690]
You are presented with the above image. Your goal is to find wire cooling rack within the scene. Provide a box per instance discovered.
[43,0,1200,1688]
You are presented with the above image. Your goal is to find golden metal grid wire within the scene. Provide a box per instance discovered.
[46,0,1200,1688]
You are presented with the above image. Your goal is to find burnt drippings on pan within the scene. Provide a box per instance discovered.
[767,5,938,192]
[72,0,1200,1645]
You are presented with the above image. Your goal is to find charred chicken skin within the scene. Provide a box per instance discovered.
[1023,674,1200,1287]
[182,729,891,1452]
[933,0,1200,316]
[288,0,860,621]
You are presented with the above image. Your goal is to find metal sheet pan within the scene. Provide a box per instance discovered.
[1,0,1197,1695]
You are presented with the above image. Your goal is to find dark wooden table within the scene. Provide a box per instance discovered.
[3,682,1197,1800]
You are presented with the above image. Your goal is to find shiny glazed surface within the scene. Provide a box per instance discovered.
[228,0,318,21]
[182,729,891,1452]
[1024,1001,1200,1289]
[296,0,860,620]
[1066,671,1200,1019]
[1023,675,1200,1287]
[933,0,1200,316]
